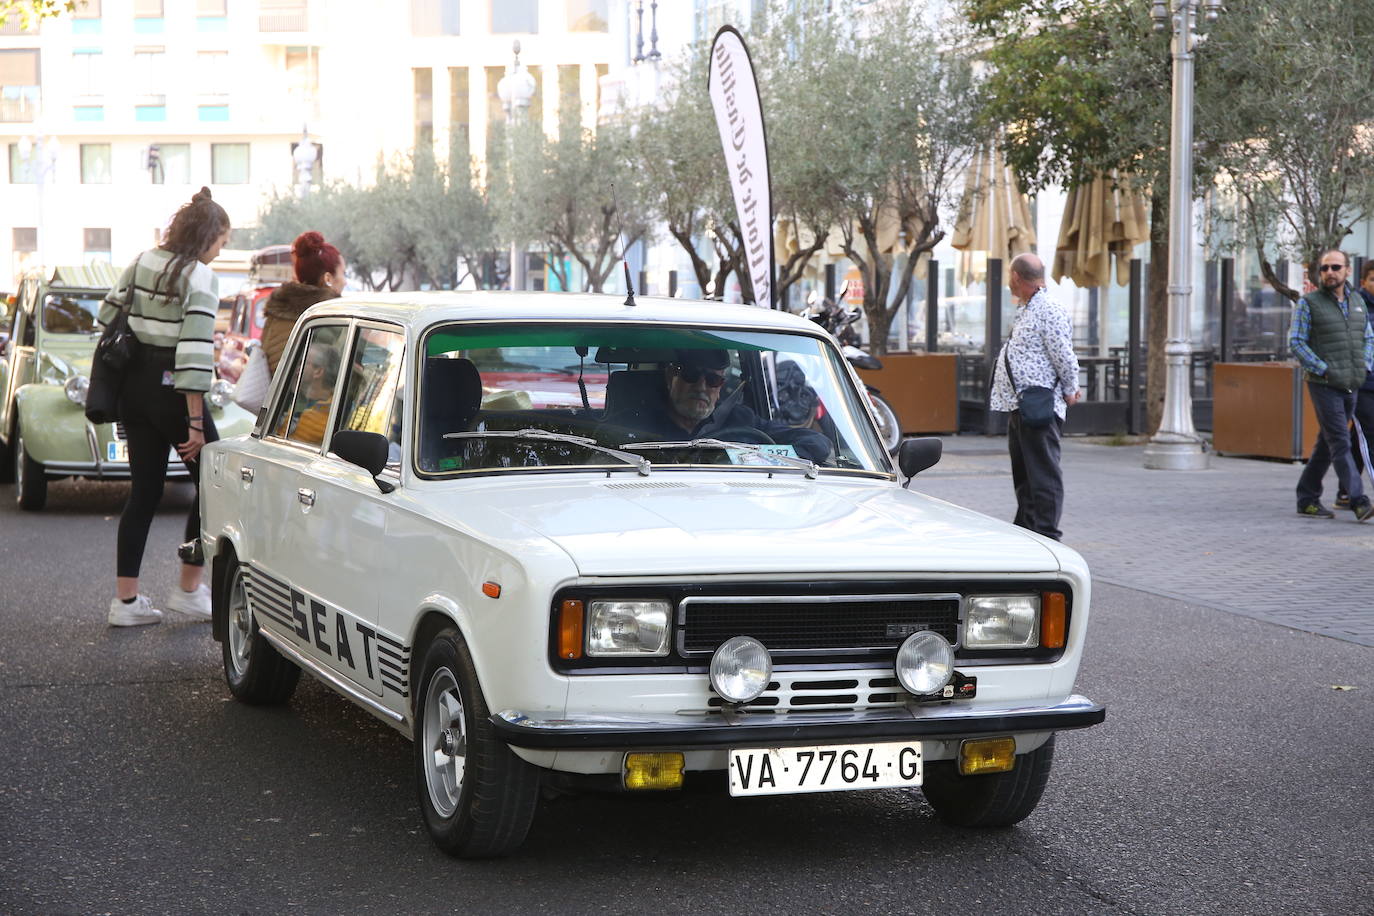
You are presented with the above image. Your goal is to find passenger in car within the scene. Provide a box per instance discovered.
[603,349,833,463]
[289,345,340,446]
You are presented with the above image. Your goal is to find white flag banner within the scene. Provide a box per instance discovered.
[707,25,774,308]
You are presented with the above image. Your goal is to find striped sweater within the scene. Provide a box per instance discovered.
[98,248,218,393]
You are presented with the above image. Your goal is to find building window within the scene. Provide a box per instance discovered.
[84,227,112,263]
[449,67,469,163]
[75,105,104,121]
[260,0,306,31]
[80,144,112,184]
[197,0,228,31]
[414,67,433,149]
[197,50,229,96]
[567,0,607,31]
[198,104,229,121]
[149,142,191,184]
[284,46,319,120]
[485,65,504,162]
[412,0,459,35]
[491,0,537,33]
[197,0,228,13]
[133,47,166,104]
[0,49,40,122]
[135,104,166,121]
[134,0,163,32]
[211,142,249,184]
[72,49,104,99]
[8,144,36,183]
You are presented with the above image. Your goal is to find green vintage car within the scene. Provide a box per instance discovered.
[0,265,255,511]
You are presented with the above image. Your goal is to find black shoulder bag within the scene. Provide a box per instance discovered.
[85,293,140,425]
[1002,346,1057,429]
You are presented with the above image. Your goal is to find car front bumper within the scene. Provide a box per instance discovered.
[491,694,1104,751]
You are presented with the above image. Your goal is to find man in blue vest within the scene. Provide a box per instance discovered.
[1290,249,1374,520]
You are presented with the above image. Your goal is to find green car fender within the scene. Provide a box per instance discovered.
[12,384,89,465]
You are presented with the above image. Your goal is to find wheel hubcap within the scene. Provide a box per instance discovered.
[422,667,466,818]
[227,571,253,676]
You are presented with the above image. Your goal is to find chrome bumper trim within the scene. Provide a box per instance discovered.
[41,460,190,480]
[491,694,1105,750]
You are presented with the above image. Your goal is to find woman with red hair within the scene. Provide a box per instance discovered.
[260,231,346,374]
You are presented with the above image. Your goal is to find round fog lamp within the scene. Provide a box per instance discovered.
[64,375,89,406]
[895,630,954,696]
[709,636,772,704]
[208,378,234,408]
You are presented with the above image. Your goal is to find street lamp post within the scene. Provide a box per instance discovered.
[497,41,536,291]
[294,126,317,198]
[1142,0,1221,470]
[17,134,60,268]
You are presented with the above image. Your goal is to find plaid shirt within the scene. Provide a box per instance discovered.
[990,288,1081,420]
[1289,284,1374,379]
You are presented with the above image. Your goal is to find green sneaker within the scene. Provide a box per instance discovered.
[1297,502,1335,519]
[1354,499,1374,523]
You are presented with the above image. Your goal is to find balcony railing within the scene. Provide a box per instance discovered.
[259,3,308,31]
[0,95,38,122]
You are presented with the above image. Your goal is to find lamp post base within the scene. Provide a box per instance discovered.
[1143,433,1210,470]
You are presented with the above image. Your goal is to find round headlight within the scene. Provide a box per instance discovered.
[208,378,234,408]
[64,375,89,406]
[709,636,772,704]
[895,630,954,696]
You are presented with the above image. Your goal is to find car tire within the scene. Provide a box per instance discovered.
[0,424,14,484]
[868,390,902,455]
[921,735,1055,828]
[222,563,301,705]
[14,424,47,511]
[414,628,540,858]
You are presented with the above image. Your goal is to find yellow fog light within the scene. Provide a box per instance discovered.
[623,752,685,790]
[958,737,1017,776]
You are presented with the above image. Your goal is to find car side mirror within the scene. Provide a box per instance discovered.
[330,430,396,494]
[897,437,942,486]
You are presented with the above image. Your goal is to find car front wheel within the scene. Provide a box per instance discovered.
[414,628,540,858]
[14,424,47,511]
[222,563,300,705]
[921,735,1055,828]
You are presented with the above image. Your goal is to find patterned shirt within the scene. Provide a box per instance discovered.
[990,287,1081,419]
[1288,285,1374,378]
[97,248,218,393]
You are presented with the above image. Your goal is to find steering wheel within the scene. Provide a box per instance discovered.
[711,426,776,445]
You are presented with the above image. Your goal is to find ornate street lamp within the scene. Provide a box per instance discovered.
[17,133,60,267]
[293,126,317,198]
[497,40,536,291]
[1142,0,1222,470]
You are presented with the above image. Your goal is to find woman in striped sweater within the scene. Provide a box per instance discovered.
[99,188,231,627]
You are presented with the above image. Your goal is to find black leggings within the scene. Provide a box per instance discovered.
[115,347,219,579]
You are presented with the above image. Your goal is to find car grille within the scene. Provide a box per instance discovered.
[678,593,960,658]
[699,673,906,715]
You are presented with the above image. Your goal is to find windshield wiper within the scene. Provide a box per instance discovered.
[619,438,818,479]
[442,429,650,476]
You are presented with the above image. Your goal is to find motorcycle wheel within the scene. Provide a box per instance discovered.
[868,390,901,455]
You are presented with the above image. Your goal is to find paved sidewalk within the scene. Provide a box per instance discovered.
[912,435,1374,647]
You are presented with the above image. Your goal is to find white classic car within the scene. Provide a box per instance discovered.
[200,292,1104,858]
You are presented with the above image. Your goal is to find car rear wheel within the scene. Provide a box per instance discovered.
[921,735,1055,828]
[222,563,300,705]
[14,424,47,511]
[414,628,540,858]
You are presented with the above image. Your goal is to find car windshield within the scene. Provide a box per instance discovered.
[42,293,103,335]
[417,322,889,476]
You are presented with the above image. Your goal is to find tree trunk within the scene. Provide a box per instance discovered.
[1146,195,1169,435]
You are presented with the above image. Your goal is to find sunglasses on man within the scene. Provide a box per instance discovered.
[1319,264,1345,273]
[671,363,727,388]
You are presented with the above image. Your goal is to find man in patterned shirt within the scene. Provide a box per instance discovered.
[989,253,1082,540]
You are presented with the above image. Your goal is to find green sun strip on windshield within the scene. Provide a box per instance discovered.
[424,324,814,359]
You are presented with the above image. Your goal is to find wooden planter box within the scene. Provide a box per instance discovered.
[1212,362,1318,460]
[856,353,959,434]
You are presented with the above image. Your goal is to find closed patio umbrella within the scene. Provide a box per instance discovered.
[951,146,1037,287]
[1052,172,1150,288]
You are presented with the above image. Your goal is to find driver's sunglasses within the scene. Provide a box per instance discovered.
[671,363,727,387]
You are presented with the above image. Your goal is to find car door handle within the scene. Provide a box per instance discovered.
[297,488,315,507]
[240,467,254,483]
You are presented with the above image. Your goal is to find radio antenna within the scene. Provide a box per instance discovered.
[623,260,636,306]
[610,176,636,306]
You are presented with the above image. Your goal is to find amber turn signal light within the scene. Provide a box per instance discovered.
[558,599,584,659]
[482,581,501,599]
[624,752,685,790]
[1041,591,1066,649]
[959,737,1016,775]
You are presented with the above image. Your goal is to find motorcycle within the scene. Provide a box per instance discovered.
[802,293,902,454]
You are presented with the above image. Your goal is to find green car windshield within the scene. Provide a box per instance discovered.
[417,322,889,476]
[42,294,103,335]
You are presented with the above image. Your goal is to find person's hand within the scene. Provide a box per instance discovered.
[1066,390,1083,406]
[177,426,206,461]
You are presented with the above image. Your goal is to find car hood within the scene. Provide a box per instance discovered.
[441,475,1065,577]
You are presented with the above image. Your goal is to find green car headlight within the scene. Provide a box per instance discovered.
[64,375,89,406]
[963,595,1041,649]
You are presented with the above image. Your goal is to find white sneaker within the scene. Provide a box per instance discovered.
[108,595,163,627]
[164,583,212,620]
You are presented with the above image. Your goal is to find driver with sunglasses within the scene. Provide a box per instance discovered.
[609,348,833,463]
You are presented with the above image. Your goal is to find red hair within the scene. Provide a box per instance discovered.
[291,231,342,286]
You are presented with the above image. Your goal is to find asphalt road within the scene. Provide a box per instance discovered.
[1,479,1371,915]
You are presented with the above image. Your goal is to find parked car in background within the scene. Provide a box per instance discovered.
[201,291,1104,857]
[0,265,256,510]
[217,244,292,383]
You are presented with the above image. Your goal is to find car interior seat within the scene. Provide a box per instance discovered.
[602,368,665,424]
[419,356,483,472]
